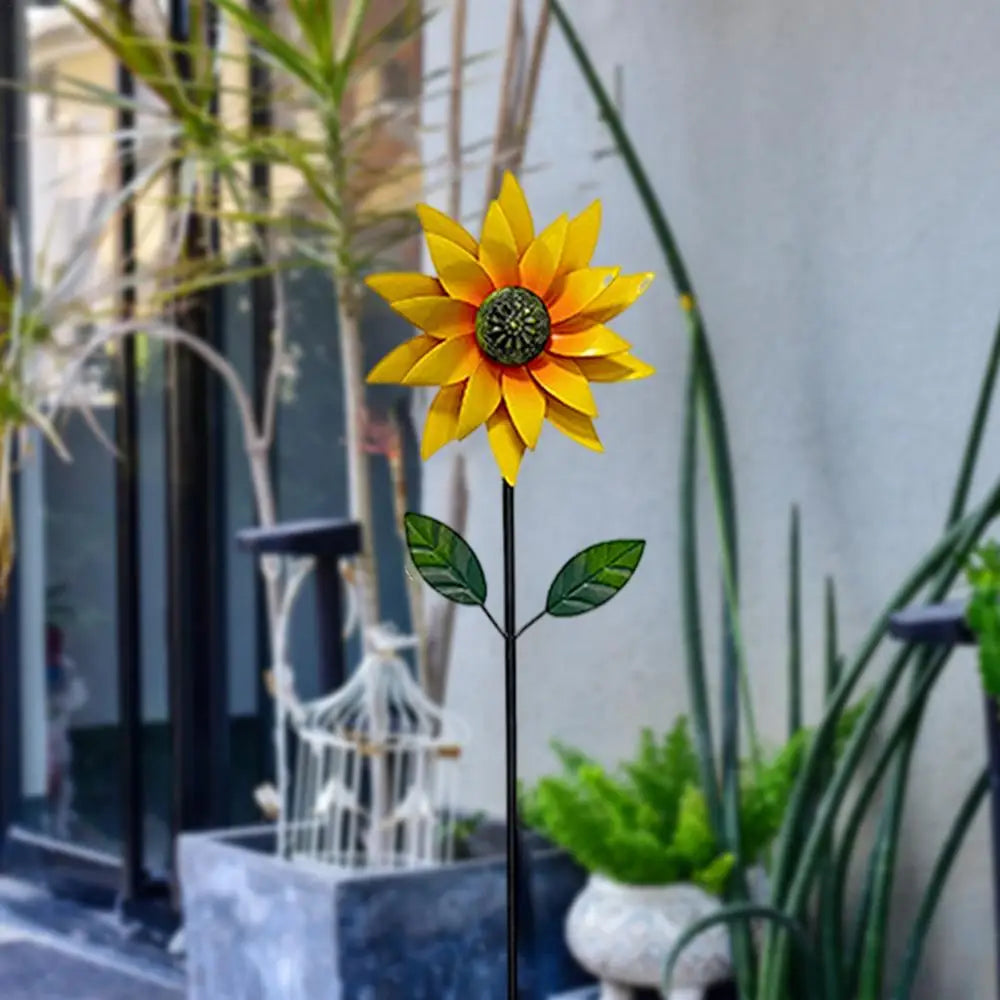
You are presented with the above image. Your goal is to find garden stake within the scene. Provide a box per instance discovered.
[503,482,521,994]
[366,171,654,997]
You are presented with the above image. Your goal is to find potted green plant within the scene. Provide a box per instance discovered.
[521,712,863,1000]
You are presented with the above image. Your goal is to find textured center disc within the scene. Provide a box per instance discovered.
[474,286,551,366]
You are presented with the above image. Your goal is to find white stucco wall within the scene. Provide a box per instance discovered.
[422,1,1000,996]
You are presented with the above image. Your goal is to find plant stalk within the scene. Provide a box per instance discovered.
[334,275,380,641]
[503,481,526,999]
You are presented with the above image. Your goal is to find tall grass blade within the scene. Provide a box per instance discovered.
[818,574,842,1000]
[680,355,721,833]
[825,576,840,696]
[890,768,989,999]
[836,643,952,995]
[721,576,756,999]
[947,312,1000,527]
[760,483,1000,999]
[856,315,1000,999]
[662,904,821,1000]
[788,505,802,738]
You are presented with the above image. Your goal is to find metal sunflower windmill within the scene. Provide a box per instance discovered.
[366,171,654,998]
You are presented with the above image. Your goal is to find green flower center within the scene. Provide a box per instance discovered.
[474,286,551,366]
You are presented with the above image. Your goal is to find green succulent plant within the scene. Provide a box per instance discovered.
[965,540,1000,697]
[522,709,866,894]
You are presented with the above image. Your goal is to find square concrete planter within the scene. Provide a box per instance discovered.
[179,825,591,999]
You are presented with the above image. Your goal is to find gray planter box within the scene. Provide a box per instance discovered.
[179,825,591,1000]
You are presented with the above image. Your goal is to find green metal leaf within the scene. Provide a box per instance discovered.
[403,512,486,606]
[545,540,645,617]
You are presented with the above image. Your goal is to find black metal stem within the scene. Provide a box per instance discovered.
[514,609,546,639]
[0,0,24,846]
[501,484,539,998]
[983,693,1000,1000]
[502,482,519,999]
[166,0,228,866]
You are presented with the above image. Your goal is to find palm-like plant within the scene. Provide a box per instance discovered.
[37,0,432,854]
[29,0,554,849]
[60,0,437,636]
[0,190,151,599]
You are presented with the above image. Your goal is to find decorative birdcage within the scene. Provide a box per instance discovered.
[286,623,469,871]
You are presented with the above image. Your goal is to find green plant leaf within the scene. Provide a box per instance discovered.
[670,785,718,869]
[967,541,1000,697]
[693,852,735,895]
[545,540,645,617]
[403,512,486,606]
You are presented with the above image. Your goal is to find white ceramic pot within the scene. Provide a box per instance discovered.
[564,875,731,1000]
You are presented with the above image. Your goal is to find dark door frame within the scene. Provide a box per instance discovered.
[0,0,233,922]
[0,0,25,852]
[164,0,231,859]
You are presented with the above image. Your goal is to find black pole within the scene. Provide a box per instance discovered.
[503,482,520,1000]
[166,0,228,868]
[0,0,24,846]
[314,559,349,692]
[115,0,145,905]
[503,484,537,999]
[984,694,1000,1000]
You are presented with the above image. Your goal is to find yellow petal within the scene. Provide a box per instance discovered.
[547,267,619,323]
[457,359,503,438]
[426,234,495,306]
[403,334,482,385]
[560,200,602,274]
[479,202,520,289]
[528,354,598,416]
[497,171,534,256]
[416,203,480,257]
[391,296,476,338]
[367,334,438,383]
[421,384,465,459]
[576,352,656,382]
[487,404,526,486]
[501,368,546,449]
[519,215,568,299]
[563,272,655,329]
[546,396,603,452]
[366,272,443,304]
[548,324,631,358]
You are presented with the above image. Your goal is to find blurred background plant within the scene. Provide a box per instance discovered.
[48,0,552,691]
[966,541,1000,699]
[551,2,1000,998]
[2,0,556,851]
[0,196,144,602]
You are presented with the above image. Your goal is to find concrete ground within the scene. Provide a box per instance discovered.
[0,878,183,1000]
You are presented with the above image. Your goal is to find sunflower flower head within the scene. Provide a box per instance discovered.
[366,171,655,485]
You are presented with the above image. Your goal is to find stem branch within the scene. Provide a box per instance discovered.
[481,604,507,640]
[515,609,547,639]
